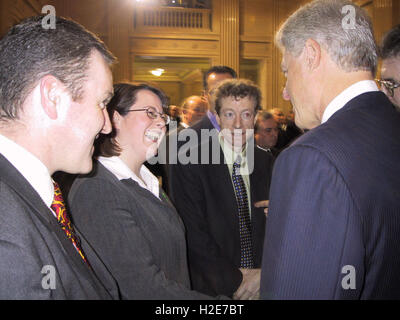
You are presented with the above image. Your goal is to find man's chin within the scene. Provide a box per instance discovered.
[73,159,94,175]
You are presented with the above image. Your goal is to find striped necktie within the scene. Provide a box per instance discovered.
[232,159,254,268]
[51,181,89,265]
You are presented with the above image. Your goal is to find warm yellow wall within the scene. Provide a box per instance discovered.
[0,0,398,116]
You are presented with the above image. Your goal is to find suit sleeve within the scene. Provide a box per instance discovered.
[0,187,52,299]
[69,177,214,300]
[261,146,364,299]
[169,162,243,297]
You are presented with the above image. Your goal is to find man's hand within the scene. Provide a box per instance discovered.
[254,200,269,217]
[233,268,261,300]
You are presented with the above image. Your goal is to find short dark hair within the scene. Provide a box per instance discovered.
[96,83,169,158]
[213,79,262,115]
[254,111,274,132]
[203,65,237,91]
[381,24,400,60]
[0,15,116,120]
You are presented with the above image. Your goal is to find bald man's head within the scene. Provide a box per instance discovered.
[181,95,208,126]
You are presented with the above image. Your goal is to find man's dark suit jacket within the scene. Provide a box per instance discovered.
[169,130,273,297]
[261,91,400,299]
[0,155,119,299]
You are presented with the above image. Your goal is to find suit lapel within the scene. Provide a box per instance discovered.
[0,155,112,298]
[207,145,240,238]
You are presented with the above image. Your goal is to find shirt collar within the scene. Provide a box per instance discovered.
[218,134,250,175]
[207,110,221,131]
[0,134,54,208]
[98,156,160,199]
[321,80,379,124]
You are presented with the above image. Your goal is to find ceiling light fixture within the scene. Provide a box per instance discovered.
[150,68,165,77]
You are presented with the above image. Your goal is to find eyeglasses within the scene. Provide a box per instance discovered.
[220,110,256,122]
[127,106,170,125]
[375,79,400,98]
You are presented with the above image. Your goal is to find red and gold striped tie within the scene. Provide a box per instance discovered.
[51,181,89,265]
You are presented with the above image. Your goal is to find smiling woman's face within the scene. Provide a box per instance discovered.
[114,89,167,163]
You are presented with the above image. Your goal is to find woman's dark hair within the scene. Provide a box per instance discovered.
[95,83,169,158]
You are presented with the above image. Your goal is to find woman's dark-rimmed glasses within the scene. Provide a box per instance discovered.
[127,106,170,125]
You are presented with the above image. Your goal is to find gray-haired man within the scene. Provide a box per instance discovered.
[261,0,400,299]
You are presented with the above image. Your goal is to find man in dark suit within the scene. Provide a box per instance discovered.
[164,66,237,197]
[270,107,302,152]
[254,111,279,158]
[193,65,238,133]
[0,16,119,299]
[169,79,273,299]
[179,95,208,130]
[261,0,400,299]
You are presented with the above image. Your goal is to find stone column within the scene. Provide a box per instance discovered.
[219,0,240,74]
[107,0,132,82]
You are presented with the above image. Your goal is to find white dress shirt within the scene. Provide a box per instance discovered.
[99,156,160,199]
[321,80,379,124]
[0,134,54,209]
[218,134,252,218]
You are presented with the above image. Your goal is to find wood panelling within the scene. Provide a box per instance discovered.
[0,0,398,115]
[240,0,274,38]
[130,38,219,57]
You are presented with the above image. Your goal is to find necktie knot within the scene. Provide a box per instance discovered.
[233,156,242,175]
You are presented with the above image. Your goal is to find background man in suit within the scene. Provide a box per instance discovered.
[193,65,237,132]
[180,95,208,129]
[261,0,400,299]
[0,16,118,299]
[270,107,302,151]
[378,24,400,112]
[167,66,237,199]
[254,111,279,158]
[170,79,273,299]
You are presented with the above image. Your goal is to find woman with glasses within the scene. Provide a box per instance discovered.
[67,83,214,299]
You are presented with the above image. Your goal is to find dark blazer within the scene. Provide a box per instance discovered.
[68,161,213,300]
[190,114,215,133]
[261,91,400,299]
[169,133,274,297]
[0,155,118,299]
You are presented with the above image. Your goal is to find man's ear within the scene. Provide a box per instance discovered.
[111,110,122,129]
[39,75,62,120]
[304,39,321,71]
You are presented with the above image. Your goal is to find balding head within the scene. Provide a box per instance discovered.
[181,96,208,126]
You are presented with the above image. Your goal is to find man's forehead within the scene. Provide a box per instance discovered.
[262,118,278,127]
[381,57,400,80]
[207,72,232,86]
[221,95,255,107]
